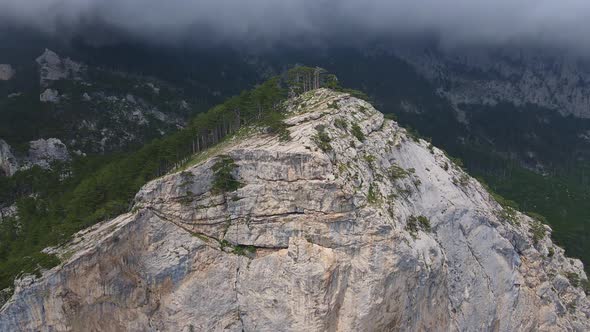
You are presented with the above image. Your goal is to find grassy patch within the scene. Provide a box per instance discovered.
[388,165,409,181]
[406,215,431,238]
[233,245,256,256]
[312,125,332,152]
[498,207,519,225]
[334,118,348,130]
[327,100,339,110]
[364,154,377,170]
[530,222,546,244]
[367,183,381,204]
[453,174,470,187]
[566,272,581,287]
[351,124,365,141]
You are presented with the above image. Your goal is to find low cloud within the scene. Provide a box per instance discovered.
[1,0,589,52]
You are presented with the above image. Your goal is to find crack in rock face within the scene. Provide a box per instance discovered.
[1,89,589,331]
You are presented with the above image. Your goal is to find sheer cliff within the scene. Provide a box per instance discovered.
[1,89,588,331]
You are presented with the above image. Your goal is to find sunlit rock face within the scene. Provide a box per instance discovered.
[1,89,588,331]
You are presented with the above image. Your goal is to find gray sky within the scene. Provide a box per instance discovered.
[1,0,589,52]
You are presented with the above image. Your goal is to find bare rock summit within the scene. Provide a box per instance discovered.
[0,89,588,331]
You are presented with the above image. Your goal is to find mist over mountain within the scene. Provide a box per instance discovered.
[2,0,590,54]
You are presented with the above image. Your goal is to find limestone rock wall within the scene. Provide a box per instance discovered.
[1,89,588,331]
[0,138,70,177]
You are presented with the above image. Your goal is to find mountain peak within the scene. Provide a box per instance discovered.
[1,89,589,330]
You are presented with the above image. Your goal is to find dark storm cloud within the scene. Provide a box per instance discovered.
[1,0,589,52]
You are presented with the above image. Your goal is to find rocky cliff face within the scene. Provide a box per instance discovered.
[0,140,19,177]
[0,138,70,177]
[36,49,85,88]
[1,89,588,331]
[397,48,590,118]
[0,64,15,81]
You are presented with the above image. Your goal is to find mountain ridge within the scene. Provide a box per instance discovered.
[1,89,588,331]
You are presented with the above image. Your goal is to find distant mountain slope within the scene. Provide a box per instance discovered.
[396,47,590,118]
[0,49,197,156]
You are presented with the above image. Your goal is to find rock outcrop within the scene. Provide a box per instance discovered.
[0,204,17,223]
[26,138,70,170]
[1,89,588,331]
[0,140,19,177]
[39,88,60,103]
[36,49,85,88]
[0,64,15,81]
[0,138,70,177]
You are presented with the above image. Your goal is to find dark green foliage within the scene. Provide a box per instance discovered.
[530,221,547,245]
[334,118,348,130]
[219,239,231,249]
[526,211,548,224]
[261,111,291,142]
[566,272,581,288]
[384,113,398,121]
[388,165,409,181]
[367,183,380,204]
[405,127,422,142]
[363,154,377,167]
[336,88,371,102]
[312,125,332,152]
[417,216,431,231]
[211,155,241,194]
[450,157,464,169]
[454,174,470,187]
[285,66,329,95]
[527,211,548,244]
[233,245,256,256]
[477,177,520,210]
[406,215,431,238]
[351,124,365,141]
[498,207,519,225]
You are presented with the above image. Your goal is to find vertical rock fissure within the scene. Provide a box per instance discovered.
[235,260,244,331]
